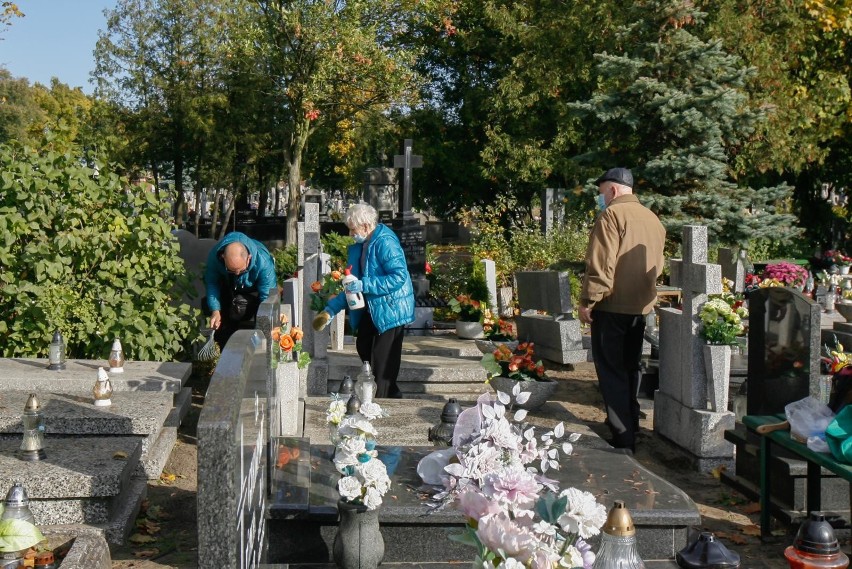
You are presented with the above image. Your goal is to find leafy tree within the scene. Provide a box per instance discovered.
[569,0,800,248]
[0,140,199,360]
[94,0,225,227]
[0,69,42,145]
[249,0,451,244]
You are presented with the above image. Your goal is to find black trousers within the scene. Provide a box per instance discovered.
[355,311,405,398]
[590,310,645,451]
[213,287,260,349]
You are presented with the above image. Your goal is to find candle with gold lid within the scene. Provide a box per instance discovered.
[593,500,645,568]
[93,367,113,407]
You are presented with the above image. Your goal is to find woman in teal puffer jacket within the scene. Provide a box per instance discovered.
[313,204,415,398]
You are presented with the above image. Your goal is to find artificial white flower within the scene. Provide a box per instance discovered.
[338,416,378,437]
[558,545,584,569]
[326,399,346,425]
[339,435,367,456]
[363,486,383,510]
[359,401,385,420]
[557,487,608,539]
[338,476,362,501]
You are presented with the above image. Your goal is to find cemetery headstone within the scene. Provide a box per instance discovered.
[746,286,821,415]
[363,167,397,223]
[717,247,746,293]
[654,225,734,471]
[540,187,565,234]
[482,259,499,313]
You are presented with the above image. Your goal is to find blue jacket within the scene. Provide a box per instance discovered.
[205,232,277,312]
[325,224,415,334]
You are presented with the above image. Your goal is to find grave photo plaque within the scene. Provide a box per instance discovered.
[746,287,821,415]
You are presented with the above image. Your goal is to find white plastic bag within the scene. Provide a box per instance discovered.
[785,396,835,442]
[416,448,455,485]
[807,435,831,454]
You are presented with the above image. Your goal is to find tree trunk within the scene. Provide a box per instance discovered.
[284,119,312,246]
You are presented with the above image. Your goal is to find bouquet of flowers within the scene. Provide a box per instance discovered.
[825,249,852,266]
[271,313,311,369]
[699,296,748,345]
[332,399,390,510]
[481,342,546,382]
[431,389,605,569]
[482,309,516,341]
[449,294,486,322]
[761,262,809,288]
[310,269,345,312]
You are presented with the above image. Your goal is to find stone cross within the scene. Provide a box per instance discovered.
[661,225,722,409]
[300,203,326,360]
[393,139,422,220]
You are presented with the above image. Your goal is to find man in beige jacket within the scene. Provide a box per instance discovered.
[578,167,666,453]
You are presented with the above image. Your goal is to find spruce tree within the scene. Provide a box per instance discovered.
[569,0,800,248]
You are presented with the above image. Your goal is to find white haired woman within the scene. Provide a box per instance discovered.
[313,203,415,398]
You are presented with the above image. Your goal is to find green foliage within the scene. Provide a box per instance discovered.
[426,245,473,309]
[569,0,802,249]
[0,519,44,553]
[0,141,200,360]
[271,244,298,283]
[321,232,354,271]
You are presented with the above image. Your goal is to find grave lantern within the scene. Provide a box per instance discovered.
[18,394,46,461]
[93,367,113,407]
[1,483,35,525]
[339,375,354,403]
[46,330,66,371]
[108,338,125,373]
[784,512,849,569]
[676,532,740,569]
[593,501,644,568]
[355,362,377,406]
[428,398,461,447]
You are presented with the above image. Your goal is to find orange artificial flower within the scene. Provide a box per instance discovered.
[331,270,342,280]
[271,327,281,342]
[279,335,295,351]
[280,313,289,325]
[311,281,322,293]
[290,326,304,341]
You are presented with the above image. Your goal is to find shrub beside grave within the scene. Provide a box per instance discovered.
[0,142,199,360]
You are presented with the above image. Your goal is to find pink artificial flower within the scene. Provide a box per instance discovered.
[481,468,542,510]
[476,513,537,563]
[457,489,501,520]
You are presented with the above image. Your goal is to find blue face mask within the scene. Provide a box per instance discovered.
[596,194,607,211]
[352,234,366,244]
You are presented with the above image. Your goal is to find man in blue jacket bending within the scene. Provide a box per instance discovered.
[205,232,277,349]
[313,203,415,398]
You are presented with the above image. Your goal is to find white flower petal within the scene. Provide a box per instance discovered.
[568,433,581,442]
[512,383,521,396]
[515,391,531,404]
[497,391,510,405]
[514,409,528,422]
[554,423,565,438]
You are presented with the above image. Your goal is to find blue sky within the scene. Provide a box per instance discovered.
[1,1,116,94]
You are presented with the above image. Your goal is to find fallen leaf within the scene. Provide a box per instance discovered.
[134,549,159,558]
[711,464,727,479]
[714,531,748,545]
[741,524,762,537]
[129,533,157,544]
[113,451,128,460]
[160,473,176,483]
[740,502,761,515]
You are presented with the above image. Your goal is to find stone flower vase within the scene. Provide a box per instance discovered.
[702,344,731,412]
[488,376,558,411]
[333,499,384,569]
[455,320,485,340]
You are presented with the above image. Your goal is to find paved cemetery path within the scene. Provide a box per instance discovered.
[109,361,798,568]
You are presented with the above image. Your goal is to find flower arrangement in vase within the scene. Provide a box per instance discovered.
[760,261,810,289]
[481,342,546,381]
[449,294,487,322]
[271,313,311,368]
[698,295,748,345]
[825,249,852,270]
[333,400,391,510]
[482,309,516,341]
[310,268,345,312]
[430,390,606,568]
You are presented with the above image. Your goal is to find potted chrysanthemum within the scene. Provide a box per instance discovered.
[699,295,748,411]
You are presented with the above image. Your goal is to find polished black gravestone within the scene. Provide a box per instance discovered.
[723,287,847,524]
[746,286,821,416]
[266,439,700,563]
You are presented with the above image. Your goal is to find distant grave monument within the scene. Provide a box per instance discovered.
[391,139,429,302]
[363,167,398,223]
